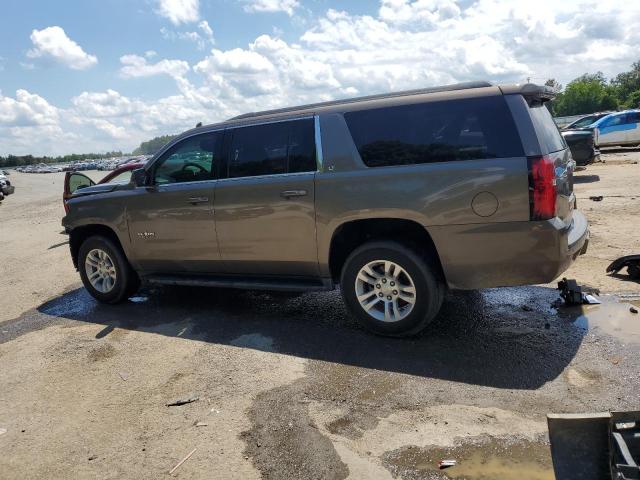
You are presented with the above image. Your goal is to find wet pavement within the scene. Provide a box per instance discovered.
[1,283,640,478]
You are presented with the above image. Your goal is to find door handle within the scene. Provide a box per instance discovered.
[280,189,308,199]
[187,196,209,204]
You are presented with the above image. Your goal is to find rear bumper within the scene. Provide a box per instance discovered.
[429,210,590,289]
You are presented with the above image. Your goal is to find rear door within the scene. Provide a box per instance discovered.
[214,118,319,277]
[126,131,223,273]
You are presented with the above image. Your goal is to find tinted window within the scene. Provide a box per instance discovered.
[529,104,566,153]
[344,96,524,168]
[69,173,94,193]
[571,115,598,128]
[228,119,316,178]
[154,133,220,185]
[625,112,640,124]
[287,119,316,173]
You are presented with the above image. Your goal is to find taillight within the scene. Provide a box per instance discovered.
[528,155,556,220]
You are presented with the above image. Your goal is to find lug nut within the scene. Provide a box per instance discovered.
[376,284,381,289]
[378,292,384,298]
[393,290,398,295]
[382,278,387,284]
[390,281,395,286]
[387,295,392,300]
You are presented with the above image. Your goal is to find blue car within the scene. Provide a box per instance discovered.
[591,110,640,147]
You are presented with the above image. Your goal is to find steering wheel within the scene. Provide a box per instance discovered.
[181,162,208,173]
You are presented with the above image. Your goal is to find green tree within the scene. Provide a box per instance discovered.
[132,135,177,155]
[611,61,640,105]
[553,73,618,116]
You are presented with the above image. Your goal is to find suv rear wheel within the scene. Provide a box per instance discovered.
[78,235,139,303]
[340,241,444,336]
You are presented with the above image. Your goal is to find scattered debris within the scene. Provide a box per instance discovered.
[166,396,199,407]
[194,422,208,427]
[557,278,601,305]
[88,455,98,461]
[128,295,149,303]
[606,255,640,280]
[118,372,129,381]
[589,196,603,201]
[631,306,638,314]
[169,447,197,475]
[438,459,457,469]
[609,357,621,365]
[0,428,6,436]
[521,305,533,312]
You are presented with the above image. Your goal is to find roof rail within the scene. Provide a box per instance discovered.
[229,81,493,121]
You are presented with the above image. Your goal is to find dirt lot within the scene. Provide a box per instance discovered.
[0,156,639,479]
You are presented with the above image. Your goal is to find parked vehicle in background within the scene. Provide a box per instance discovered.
[0,171,15,198]
[63,161,146,213]
[586,110,640,148]
[62,81,588,336]
[562,130,599,166]
[561,112,610,131]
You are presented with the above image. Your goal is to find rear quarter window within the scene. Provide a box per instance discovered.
[529,105,566,153]
[344,96,524,167]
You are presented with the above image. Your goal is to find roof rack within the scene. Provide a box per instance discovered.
[229,81,493,121]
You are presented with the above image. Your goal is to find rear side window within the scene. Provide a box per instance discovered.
[228,119,316,178]
[529,105,566,153]
[344,96,523,167]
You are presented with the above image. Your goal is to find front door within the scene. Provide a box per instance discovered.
[214,118,319,277]
[126,131,223,274]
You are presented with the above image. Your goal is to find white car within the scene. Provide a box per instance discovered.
[591,110,640,147]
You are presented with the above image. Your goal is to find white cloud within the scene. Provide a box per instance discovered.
[0,90,59,127]
[145,50,158,58]
[26,26,97,70]
[5,0,640,156]
[156,0,200,24]
[241,0,299,16]
[119,54,190,79]
[160,23,214,50]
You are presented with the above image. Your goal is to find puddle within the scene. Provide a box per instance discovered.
[384,437,553,480]
[565,295,640,345]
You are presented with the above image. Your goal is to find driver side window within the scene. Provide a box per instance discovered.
[154,133,220,185]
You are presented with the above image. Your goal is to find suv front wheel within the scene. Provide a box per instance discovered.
[340,241,444,336]
[78,235,139,303]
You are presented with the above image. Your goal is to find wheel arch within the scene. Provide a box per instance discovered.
[69,224,127,270]
[327,218,445,284]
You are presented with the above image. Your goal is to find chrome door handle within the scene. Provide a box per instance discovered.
[187,196,209,204]
[280,189,308,198]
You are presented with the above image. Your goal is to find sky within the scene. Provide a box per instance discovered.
[1,0,639,156]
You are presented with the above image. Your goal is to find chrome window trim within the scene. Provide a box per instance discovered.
[314,115,324,172]
[217,171,314,184]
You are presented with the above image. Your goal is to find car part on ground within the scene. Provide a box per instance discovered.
[63,81,589,336]
[557,278,601,305]
[607,255,640,281]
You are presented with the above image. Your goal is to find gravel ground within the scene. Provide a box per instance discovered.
[0,156,639,479]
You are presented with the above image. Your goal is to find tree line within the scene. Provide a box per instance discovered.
[546,60,640,116]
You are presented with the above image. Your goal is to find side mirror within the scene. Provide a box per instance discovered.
[131,168,149,187]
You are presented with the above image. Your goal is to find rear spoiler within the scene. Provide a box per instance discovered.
[499,83,556,106]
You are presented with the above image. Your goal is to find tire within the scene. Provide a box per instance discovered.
[78,235,139,304]
[340,240,444,337]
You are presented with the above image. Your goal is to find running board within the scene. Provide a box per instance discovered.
[144,274,333,292]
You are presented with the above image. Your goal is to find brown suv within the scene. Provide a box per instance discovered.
[62,81,589,336]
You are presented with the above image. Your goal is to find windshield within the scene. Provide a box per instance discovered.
[568,116,598,128]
